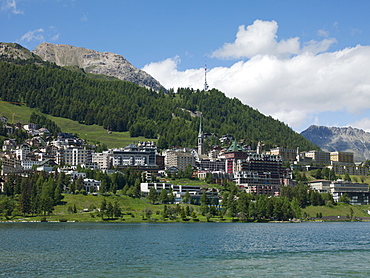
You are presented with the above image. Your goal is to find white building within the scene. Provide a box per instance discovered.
[308,179,370,205]
[15,143,31,160]
[23,123,39,131]
[93,151,110,170]
[68,171,87,180]
[56,146,93,166]
[21,159,42,170]
[304,150,331,164]
[165,150,195,170]
[2,139,17,152]
[109,142,157,168]
[327,164,369,176]
[140,182,218,204]
[83,178,101,192]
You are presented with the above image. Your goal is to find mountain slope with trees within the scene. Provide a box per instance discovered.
[0,44,317,151]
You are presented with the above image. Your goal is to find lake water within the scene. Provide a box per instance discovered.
[1,222,370,277]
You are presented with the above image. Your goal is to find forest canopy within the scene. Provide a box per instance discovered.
[0,58,317,151]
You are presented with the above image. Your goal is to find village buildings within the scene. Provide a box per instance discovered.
[0,114,369,200]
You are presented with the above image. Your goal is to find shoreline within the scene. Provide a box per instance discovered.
[1,218,368,224]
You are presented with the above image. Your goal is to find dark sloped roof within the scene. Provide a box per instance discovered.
[226,140,244,152]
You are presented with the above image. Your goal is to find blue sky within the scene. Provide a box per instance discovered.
[2,0,370,133]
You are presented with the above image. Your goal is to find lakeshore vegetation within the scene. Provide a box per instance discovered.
[1,168,370,223]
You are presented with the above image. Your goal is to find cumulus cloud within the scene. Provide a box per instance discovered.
[211,20,336,59]
[143,56,205,89]
[1,0,23,14]
[143,20,370,131]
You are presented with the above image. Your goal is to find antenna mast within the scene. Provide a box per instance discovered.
[204,62,209,91]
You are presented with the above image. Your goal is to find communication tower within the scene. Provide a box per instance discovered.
[204,63,209,91]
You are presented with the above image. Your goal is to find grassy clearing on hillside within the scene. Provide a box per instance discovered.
[49,116,151,148]
[0,102,155,148]
[0,102,32,123]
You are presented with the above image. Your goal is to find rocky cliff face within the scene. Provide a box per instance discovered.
[301,125,370,162]
[33,42,163,91]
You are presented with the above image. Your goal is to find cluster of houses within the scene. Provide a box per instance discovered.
[1,115,370,204]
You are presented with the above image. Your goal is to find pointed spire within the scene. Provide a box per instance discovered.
[199,113,203,135]
[198,113,204,155]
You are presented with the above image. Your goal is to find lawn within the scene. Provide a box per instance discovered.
[166,178,211,187]
[302,203,370,218]
[12,193,221,223]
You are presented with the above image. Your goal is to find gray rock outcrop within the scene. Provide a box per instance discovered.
[33,42,163,91]
[301,125,370,162]
[0,42,35,60]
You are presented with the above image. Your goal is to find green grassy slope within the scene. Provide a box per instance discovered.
[303,203,370,218]
[0,102,155,148]
[15,193,212,223]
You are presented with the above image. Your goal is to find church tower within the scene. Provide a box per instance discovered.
[198,115,204,155]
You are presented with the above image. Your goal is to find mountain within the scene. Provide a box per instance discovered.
[0,42,38,60]
[301,125,370,162]
[33,42,163,91]
[0,42,317,151]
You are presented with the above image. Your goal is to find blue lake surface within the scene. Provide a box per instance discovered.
[1,222,370,277]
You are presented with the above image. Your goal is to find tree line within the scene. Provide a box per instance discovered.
[29,112,62,136]
[0,167,143,218]
[144,181,334,222]
[0,58,318,151]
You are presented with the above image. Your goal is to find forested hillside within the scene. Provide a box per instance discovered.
[0,57,317,151]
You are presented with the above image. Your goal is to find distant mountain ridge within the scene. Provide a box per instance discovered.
[33,42,163,91]
[301,125,370,162]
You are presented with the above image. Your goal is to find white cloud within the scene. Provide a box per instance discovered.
[51,33,60,41]
[143,21,370,131]
[351,28,362,36]
[19,28,45,42]
[317,29,329,38]
[18,27,60,45]
[48,26,60,41]
[210,20,336,60]
[350,118,370,132]
[1,0,23,14]
[143,56,205,89]
[301,38,337,54]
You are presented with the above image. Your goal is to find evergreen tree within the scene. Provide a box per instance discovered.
[100,198,107,219]
[159,189,169,204]
[344,173,351,182]
[237,191,249,218]
[147,187,158,204]
[182,190,192,204]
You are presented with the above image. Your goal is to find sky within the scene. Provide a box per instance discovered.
[2,0,370,133]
